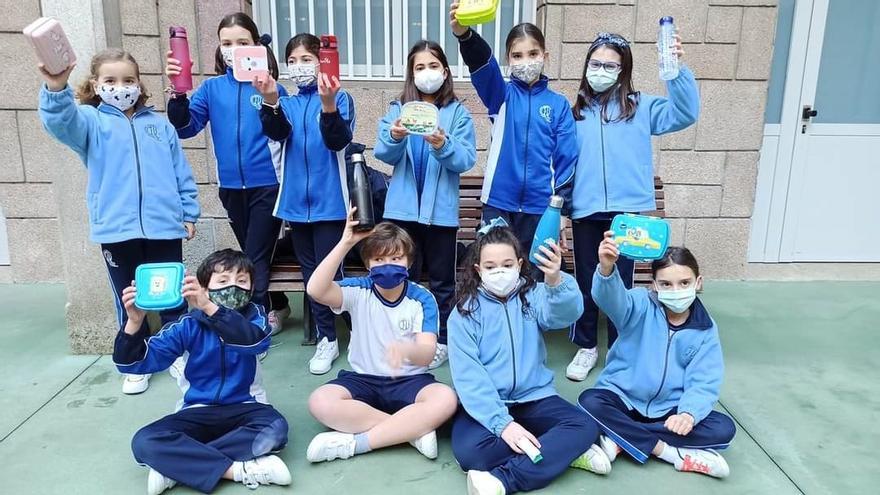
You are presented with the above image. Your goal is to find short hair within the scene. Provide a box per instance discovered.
[651,246,700,278]
[196,249,255,287]
[358,222,415,266]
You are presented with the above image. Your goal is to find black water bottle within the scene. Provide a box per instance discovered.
[351,153,375,231]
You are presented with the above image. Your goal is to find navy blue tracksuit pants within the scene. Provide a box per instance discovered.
[578,389,736,464]
[289,221,345,341]
[101,238,186,331]
[452,395,599,494]
[571,215,635,349]
[389,220,457,345]
[219,186,287,312]
[131,402,288,493]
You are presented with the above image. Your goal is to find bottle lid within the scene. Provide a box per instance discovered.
[351,153,365,163]
[549,195,564,208]
[169,26,187,38]
[659,16,674,24]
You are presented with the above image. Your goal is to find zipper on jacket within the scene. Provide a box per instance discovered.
[502,301,518,398]
[236,84,246,188]
[517,91,533,212]
[600,119,608,211]
[213,340,227,404]
[644,330,675,416]
[303,93,313,221]
[128,119,146,237]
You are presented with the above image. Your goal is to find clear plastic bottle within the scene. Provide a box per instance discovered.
[658,16,679,81]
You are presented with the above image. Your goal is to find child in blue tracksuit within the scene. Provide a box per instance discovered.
[450,10,578,260]
[579,234,736,479]
[565,32,700,381]
[114,249,290,494]
[38,48,199,395]
[166,12,291,331]
[448,224,610,495]
[254,33,355,375]
[375,39,477,369]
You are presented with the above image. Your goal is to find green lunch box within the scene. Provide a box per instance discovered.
[455,0,500,26]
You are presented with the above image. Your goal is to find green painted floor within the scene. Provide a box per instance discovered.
[0,282,877,495]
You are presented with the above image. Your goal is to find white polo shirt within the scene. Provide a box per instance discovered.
[332,277,439,377]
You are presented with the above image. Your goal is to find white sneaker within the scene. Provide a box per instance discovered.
[570,444,612,475]
[168,357,186,380]
[466,470,506,495]
[147,468,176,495]
[268,306,291,336]
[122,373,151,395]
[309,337,339,375]
[409,430,438,459]
[306,432,356,463]
[599,434,621,463]
[566,348,598,381]
[238,455,292,488]
[427,343,448,370]
[673,448,730,479]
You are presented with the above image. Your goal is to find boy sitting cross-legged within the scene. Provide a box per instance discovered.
[305,210,459,462]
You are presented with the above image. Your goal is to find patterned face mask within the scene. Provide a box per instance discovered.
[509,58,544,84]
[208,284,252,311]
[96,84,141,112]
[220,46,235,67]
[289,63,318,87]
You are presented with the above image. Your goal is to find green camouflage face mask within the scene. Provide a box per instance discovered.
[208,285,252,311]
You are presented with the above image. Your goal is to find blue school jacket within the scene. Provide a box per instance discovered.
[167,68,289,189]
[113,304,271,411]
[459,30,578,215]
[375,100,477,227]
[39,85,200,244]
[448,273,584,436]
[571,66,700,219]
[592,265,724,425]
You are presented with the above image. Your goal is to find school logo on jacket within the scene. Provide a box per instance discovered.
[250,94,263,110]
[144,124,162,143]
[539,105,553,124]
[523,306,538,321]
[683,345,698,364]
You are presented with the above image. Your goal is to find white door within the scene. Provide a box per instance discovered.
[750,0,880,262]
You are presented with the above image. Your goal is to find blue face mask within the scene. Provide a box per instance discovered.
[368,264,409,289]
[656,287,696,314]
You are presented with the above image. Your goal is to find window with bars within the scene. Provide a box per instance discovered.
[253,0,536,80]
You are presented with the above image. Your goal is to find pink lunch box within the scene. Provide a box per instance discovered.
[23,17,76,75]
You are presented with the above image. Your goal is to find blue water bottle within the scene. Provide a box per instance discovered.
[658,16,679,81]
[529,195,564,265]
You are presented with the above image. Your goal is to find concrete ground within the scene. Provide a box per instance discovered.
[0,282,876,494]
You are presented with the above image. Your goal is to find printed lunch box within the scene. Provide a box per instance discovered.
[611,214,670,262]
[135,262,185,311]
[455,0,500,26]
[400,101,439,136]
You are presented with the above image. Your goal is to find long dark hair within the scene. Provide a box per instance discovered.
[455,226,536,317]
[399,40,457,107]
[285,33,320,60]
[573,34,638,123]
[505,22,546,59]
[651,246,700,278]
[214,12,280,80]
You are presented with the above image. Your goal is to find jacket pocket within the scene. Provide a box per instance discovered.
[88,193,101,225]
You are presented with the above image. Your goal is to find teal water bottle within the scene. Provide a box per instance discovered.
[529,195,564,265]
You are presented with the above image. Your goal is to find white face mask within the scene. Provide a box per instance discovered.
[96,84,141,112]
[220,46,235,67]
[509,58,544,84]
[414,68,445,95]
[480,267,520,298]
[586,68,618,93]
[656,287,696,314]
[289,63,318,87]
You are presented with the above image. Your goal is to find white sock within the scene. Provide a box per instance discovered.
[655,443,681,467]
[231,461,245,482]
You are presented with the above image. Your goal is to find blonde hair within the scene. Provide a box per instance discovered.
[75,48,150,107]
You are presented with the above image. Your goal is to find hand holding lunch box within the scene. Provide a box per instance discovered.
[134,262,185,311]
[611,214,670,262]
[23,17,76,75]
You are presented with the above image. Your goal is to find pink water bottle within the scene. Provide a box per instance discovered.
[168,26,193,92]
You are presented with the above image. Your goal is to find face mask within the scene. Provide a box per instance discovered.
[220,46,235,67]
[480,267,520,298]
[289,63,318,87]
[414,68,445,94]
[208,284,252,311]
[509,59,544,84]
[369,264,409,290]
[656,287,696,314]
[96,84,141,112]
[586,68,618,93]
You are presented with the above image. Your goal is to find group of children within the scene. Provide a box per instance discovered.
[36,2,735,493]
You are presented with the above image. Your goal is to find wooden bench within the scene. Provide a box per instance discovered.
[269,176,665,344]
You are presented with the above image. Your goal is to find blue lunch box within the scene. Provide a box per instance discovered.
[134,262,185,310]
[611,214,670,262]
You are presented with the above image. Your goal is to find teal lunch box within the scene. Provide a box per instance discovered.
[611,214,670,262]
[134,262,185,310]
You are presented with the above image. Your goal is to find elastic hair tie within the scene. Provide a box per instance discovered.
[259,33,272,46]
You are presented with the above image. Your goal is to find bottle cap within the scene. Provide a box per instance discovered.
[351,153,365,163]
[659,16,674,24]
[549,195,564,209]
[169,26,187,38]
